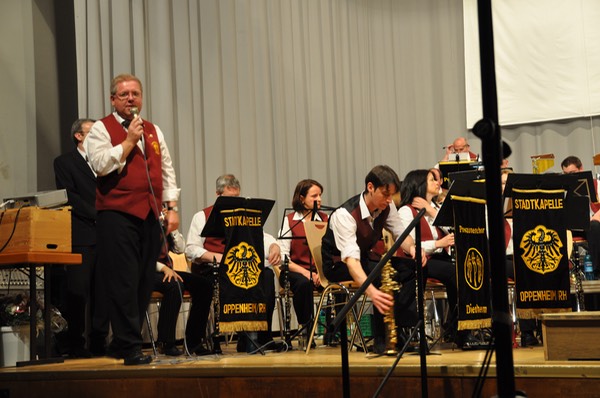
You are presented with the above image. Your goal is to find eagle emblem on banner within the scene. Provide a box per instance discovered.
[464,247,485,290]
[519,225,563,275]
[225,242,262,289]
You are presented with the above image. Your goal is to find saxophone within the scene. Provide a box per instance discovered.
[211,257,222,354]
[380,232,401,354]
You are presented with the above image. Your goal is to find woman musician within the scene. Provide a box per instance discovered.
[277,179,328,342]
[397,169,478,349]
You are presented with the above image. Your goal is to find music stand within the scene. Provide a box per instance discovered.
[201,195,275,354]
[438,160,482,190]
[201,195,275,238]
[504,173,589,231]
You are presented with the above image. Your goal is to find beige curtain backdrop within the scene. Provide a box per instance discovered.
[72,0,467,235]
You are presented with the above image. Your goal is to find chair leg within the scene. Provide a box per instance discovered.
[145,309,158,357]
[348,294,368,351]
[276,296,285,340]
[305,288,333,354]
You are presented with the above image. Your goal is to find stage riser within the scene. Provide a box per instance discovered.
[2,376,600,398]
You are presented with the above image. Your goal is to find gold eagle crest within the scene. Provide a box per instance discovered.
[519,225,563,275]
[224,242,262,289]
[464,247,485,290]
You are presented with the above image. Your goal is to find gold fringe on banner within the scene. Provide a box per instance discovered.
[517,307,571,320]
[219,321,268,333]
[458,318,491,331]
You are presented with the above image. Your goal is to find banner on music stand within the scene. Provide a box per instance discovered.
[452,195,492,330]
[512,188,571,319]
[219,207,268,333]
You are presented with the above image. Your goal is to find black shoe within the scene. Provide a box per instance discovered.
[455,331,481,351]
[158,343,183,357]
[123,350,153,366]
[67,347,93,359]
[520,331,539,347]
[192,343,212,356]
[371,336,386,355]
[90,344,106,357]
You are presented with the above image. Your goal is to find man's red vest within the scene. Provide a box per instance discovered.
[95,114,163,220]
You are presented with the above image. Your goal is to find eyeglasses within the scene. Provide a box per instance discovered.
[114,91,142,100]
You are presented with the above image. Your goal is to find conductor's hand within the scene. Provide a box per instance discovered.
[368,287,394,314]
[267,243,281,266]
[164,209,180,234]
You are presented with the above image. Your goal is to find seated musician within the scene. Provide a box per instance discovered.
[440,136,479,162]
[277,179,328,343]
[321,165,423,354]
[184,174,284,352]
[152,228,213,356]
[397,169,479,349]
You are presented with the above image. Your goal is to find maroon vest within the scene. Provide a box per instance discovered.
[288,211,328,269]
[96,114,163,220]
[202,206,226,253]
[322,194,389,269]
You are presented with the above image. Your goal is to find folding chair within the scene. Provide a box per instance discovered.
[304,221,368,354]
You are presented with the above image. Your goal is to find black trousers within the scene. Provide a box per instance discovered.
[51,244,107,352]
[278,270,314,326]
[97,210,161,355]
[323,259,386,341]
[153,270,213,350]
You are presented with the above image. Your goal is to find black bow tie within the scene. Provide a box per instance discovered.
[122,119,132,129]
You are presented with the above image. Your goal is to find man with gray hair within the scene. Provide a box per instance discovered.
[185,174,284,352]
[53,118,108,358]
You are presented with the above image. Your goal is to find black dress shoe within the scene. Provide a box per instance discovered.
[67,347,93,359]
[123,351,153,366]
[456,331,482,351]
[520,331,539,347]
[193,344,212,356]
[158,343,183,357]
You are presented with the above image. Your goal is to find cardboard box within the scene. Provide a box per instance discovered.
[541,311,600,360]
[0,207,71,253]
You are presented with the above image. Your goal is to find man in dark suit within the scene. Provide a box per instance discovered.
[53,118,108,358]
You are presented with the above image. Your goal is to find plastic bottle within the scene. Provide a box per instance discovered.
[584,254,594,280]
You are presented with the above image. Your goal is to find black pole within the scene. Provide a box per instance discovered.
[415,221,428,398]
[474,1,517,397]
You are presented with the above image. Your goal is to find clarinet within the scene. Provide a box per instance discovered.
[282,255,292,345]
[211,257,222,354]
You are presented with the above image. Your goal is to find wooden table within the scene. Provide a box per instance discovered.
[0,251,81,366]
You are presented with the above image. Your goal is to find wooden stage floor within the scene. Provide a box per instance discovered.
[1,340,599,398]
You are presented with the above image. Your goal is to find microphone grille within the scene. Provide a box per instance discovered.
[130,107,139,118]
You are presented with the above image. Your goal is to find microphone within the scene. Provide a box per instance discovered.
[311,200,318,221]
[129,107,145,151]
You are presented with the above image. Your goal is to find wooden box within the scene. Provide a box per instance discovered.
[0,207,71,253]
[540,311,600,361]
